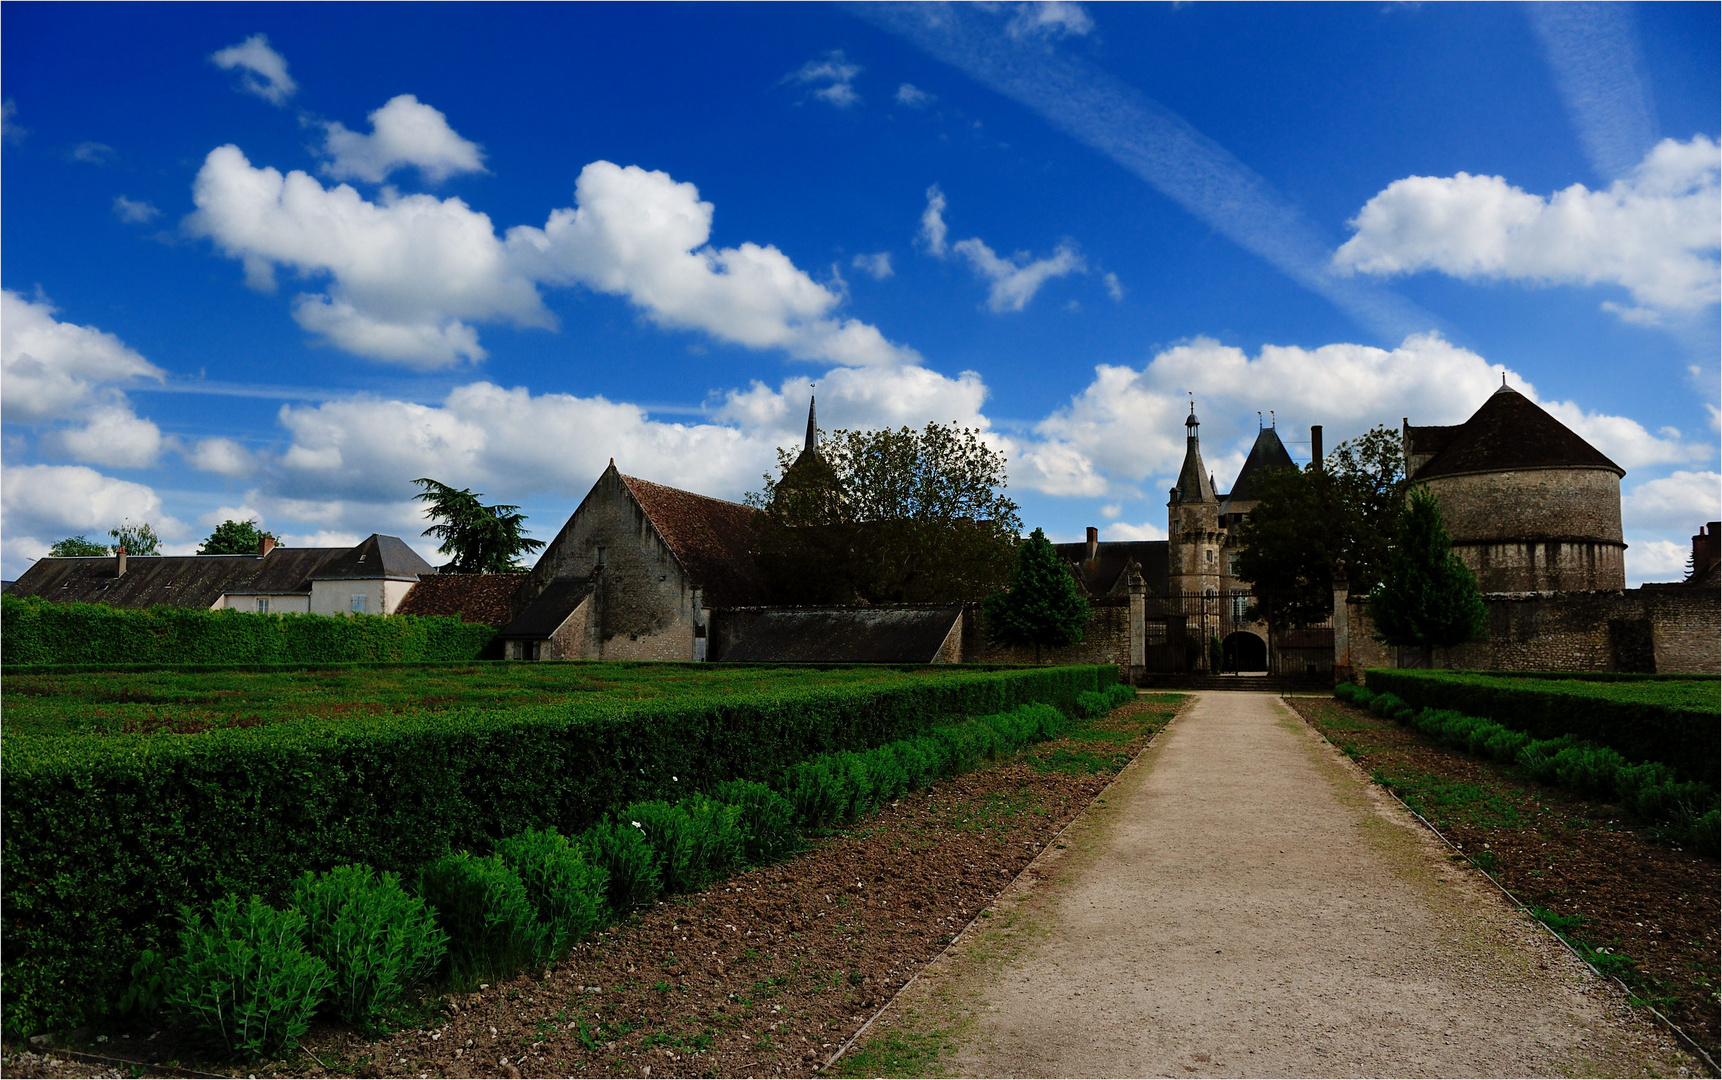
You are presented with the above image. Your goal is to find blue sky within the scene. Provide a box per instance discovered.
[3,2,1717,583]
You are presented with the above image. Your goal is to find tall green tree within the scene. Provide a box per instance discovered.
[108,521,160,556]
[412,479,546,572]
[198,519,276,555]
[1233,424,1407,633]
[981,528,1089,659]
[48,535,108,557]
[748,422,1021,604]
[1369,486,1488,651]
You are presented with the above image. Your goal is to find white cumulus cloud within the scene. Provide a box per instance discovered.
[187,437,258,478]
[1,463,183,550]
[1007,1,1094,39]
[1334,136,1721,316]
[210,34,297,106]
[42,406,167,468]
[919,185,949,256]
[1623,470,1721,533]
[320,95,487,184]
[187,144,550,369]
[510,161,919,367]
[1018,332,1699,499]
[0,290,163,423]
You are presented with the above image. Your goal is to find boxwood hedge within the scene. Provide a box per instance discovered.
[2,664,1112,1038]
[1362,669,1717,784]
[0,595,500,667]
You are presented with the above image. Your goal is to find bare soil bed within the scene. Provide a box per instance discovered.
[1290,695,1720,1061]
[27,696,1178,1080]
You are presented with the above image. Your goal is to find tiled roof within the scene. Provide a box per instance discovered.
[620,474,767,607]
[717,605,962,663]
[1412,387,1623,480]
[396,573,528,626]
[1222,428,1298,504]
[309,534,435,581]
[1052,540,1168,597]
[6,547,347,609]
[500,578,593,639]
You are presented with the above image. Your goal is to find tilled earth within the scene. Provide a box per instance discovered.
[25,697,1177,1080]
[1292,695,1721,1062]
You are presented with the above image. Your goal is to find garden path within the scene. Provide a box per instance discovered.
[872,691,1695,1078]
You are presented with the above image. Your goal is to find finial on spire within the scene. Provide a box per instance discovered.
[1502,371,1508,388]
[1257,410,1263,430]
[1270,410,1276,428]
[804,393,818,453]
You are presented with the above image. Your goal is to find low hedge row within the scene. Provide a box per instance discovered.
[132,695,1128,1059]
[1361,669,1717,785]
[2,665,1114,1038]
[0,595,500,667]
[1337,682,1719,852]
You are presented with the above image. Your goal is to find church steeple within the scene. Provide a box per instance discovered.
[1173,403,1217,504]
[804,394,818,454]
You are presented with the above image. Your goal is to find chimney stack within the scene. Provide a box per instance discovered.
[115,547,128,578]
[258,535,276,557]
[1310,425,1323,473]
[1086,526,1099,563]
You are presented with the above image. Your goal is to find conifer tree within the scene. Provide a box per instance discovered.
[1369,487,1488,650]
[982,528,1090,659]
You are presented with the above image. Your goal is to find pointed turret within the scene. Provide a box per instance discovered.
[1173,405,1217,504]
[1166,402,1222,598]
[804,394,819,454]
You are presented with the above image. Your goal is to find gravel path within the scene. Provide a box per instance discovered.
[873,691,1698,1078]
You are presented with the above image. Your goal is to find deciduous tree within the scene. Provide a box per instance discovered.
[198,519,275,555]
[48,535,108,557]
[108,521,160,556]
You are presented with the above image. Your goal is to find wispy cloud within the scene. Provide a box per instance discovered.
[112,196,160,224]
[1525,3,1658,182]
[68,141,116,165]
[786,50,862,108]
[210,34,297,106]
[857,3,1437,341]
[895,83,935,108]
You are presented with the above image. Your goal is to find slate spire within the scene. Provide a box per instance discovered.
[804,394,818,453]
[1174,402,1217,504]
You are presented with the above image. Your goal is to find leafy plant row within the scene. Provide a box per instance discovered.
[3,665,1116,1038]
[1361,668,1717,785]
[0,594,500,668]
[1336,682,1719,852]
[137,689,1136,1060]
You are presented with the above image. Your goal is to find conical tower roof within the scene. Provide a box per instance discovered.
[1173,406,1216,503]
[1224,427,1298,503]
[1416,386,1623,480]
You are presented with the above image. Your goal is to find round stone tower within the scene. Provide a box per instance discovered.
[1404,386,1626,593]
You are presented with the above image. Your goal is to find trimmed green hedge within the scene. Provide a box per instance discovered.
[0,595,500,667]
[2,665,1112,1038]
[1362,669,1717,785]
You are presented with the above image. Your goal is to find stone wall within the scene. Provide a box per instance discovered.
[1423,468,1625,591]
[527,469,700,662]
[1346,586,1719,678]
[962,600,1134,678]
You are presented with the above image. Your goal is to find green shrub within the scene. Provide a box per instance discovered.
[291,865,446,1032]
[1363,669,1716,784]
[164,895,331,1060]
[1074,690,1109,719]
[0,594,498,668]
[625,798,744,894]
[710,780,798,864]
[580,820,662,916]
[416,853,545,985]
[3,663,1110,1037]
[495,829,608,963]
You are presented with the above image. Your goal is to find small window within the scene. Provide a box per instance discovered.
[1205,549,1215,564]
[351,594,367,613]
[595,545,607,567]
[256,597,270,614]
[1228,553,1240,576]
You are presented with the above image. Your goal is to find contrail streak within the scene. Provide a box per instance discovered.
[1525,2,1659,183]
[855,2,1439,342]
